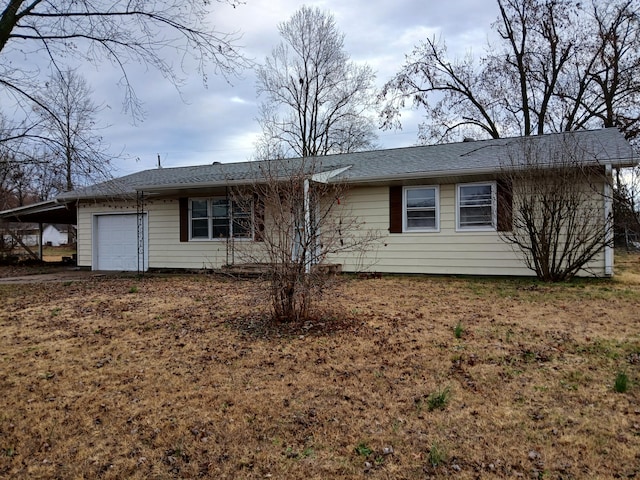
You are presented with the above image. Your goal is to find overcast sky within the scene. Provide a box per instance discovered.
[80,1,502,176]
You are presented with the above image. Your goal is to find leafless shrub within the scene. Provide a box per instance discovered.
[232,157,380,322]
[499,136,614,281]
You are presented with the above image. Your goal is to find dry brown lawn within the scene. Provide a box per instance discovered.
[1,256,639,479]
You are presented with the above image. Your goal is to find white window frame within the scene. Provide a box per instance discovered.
[188,197,253,241]
[403,185,440,232]
[190,199,211,240]
[456,182,497,232]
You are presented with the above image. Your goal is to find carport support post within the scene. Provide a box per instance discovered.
[137,190,145,275]
[38,222,43,261]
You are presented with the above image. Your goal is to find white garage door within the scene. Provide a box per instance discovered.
[94,214,147,271]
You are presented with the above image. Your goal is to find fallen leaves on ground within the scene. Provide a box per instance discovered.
[0,263,639,479]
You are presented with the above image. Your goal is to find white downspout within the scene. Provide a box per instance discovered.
[303,178,311,274]
[604,164,613,276]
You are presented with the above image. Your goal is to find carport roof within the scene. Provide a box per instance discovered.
[0,200,77,224]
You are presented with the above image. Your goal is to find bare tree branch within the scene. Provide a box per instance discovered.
[255,6,377,159]
[232,157,380,322]
[380,0,640,144]
[0,0,250,158]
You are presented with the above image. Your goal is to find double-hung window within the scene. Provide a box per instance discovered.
[404,186,439,232]
[190,200,210,239]
[189,197,253,240]
[457,182,496,230]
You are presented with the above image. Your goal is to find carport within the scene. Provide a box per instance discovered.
[0,200,77,260]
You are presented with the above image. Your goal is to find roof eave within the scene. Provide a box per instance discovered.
[136,178,265,194]
[341,166,500,184]
[56,192,138,202]
[339,155,637,185]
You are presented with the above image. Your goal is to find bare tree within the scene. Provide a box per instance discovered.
[34,69,112,192]
[233,158,379,322]
[380,0,640,143]
[574,0,640,139]
[255,6,377,159]
[379,37,503,144]
[0,149,43,208]
[0,135,64,257]
[499,136,614,281]
[0,151,17,211]
[0,1,249,147]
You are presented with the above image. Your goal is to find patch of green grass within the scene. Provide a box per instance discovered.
[462,276,635,303]
[392,419,402,433]
[50,307,61,317]
[575,339,621,359]
[128,285,138,294]
[427,386,451,411]
[428,442,446,467]
[505,328,514,343]
[560,380,578,391]
[614,371,629,393]
[454,321,463,339]
[465,282,486,297]
[560,370,591,391]
[354,442,373,457]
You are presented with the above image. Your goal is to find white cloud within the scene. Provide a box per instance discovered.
[57,0,502,175]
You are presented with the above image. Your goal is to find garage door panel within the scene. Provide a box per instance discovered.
[94,214,146,271]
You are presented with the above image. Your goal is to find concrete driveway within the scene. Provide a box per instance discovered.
[0,267,128,284]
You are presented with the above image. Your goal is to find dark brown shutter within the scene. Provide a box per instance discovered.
[496,180,513,232]
[389,185,403,233]
[254,193,265,242]
[179,197,189,242]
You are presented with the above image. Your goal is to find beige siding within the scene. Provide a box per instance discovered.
[78,198,264,270]
[148,199,267,268]
[78,181,607,276]
[76,202,96,267]
[77,201,147,268]
[327,184,606,277]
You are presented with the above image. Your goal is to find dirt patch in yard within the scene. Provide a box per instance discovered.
[0,259,639,479]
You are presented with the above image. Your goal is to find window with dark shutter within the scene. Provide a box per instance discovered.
[458,183,494,229]
[404,186,439,231]
[182,196,254,240]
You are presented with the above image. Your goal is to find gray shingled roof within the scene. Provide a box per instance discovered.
[57,128,636,201]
